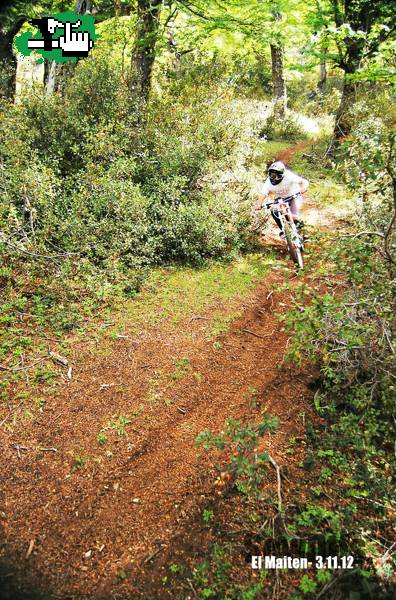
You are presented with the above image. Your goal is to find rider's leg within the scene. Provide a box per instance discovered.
[290,195,304,228]
[271,208,285,239]
[271,208,282,230]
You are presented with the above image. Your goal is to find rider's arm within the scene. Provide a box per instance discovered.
[287,170,309,196]
[255,192,275,210]
[297,176,309,194]
[255,179,272,210]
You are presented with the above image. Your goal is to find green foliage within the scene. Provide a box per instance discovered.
[71,452,87,472]
[0,50,254,274]
[97,432,108,446]
[309,0,396,74]
[116,569,128,582]
[275,117,395,595]
[168,357,191,381]
[191,542,264,600]
[299,575,317,594]
[196,416,278,497]
[109,414,132,436]
[296,504,341,543]
[259,111,308,142]
[202,509,214,524]
[0,45,263,403]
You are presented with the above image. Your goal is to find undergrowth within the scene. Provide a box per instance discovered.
[0,251,274,429]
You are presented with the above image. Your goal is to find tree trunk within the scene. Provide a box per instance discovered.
[318,53,327,90]
[44,59,58,95]
[334,76,356,140]
[270,42,286,118]
[75,0,92,13]
[130,0,162,102]
[326,74,357,154]
[0,43,17,100]
[0,17,26,100]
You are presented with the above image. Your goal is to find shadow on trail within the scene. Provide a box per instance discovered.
[0,556,54,600]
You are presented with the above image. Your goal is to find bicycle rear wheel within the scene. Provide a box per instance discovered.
[284,222,304,269]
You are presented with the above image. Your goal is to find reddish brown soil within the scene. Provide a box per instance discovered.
[0,139,327,600]
[0,258,319,600]
[275,140,313,166]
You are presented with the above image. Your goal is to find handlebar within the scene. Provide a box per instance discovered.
[255,192,302,211]
[266,194,302,208]
[254,193,302,212]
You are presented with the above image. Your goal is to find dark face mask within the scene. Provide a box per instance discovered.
[269,170,283,185]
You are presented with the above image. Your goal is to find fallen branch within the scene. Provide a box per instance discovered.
[186,578,198,598]
[380,541,396,564]
[0,236,77,261]
[340,231,384,239]
[242,328,274,339]
[0,413,13,427]
[13,444,28,459]
[142,547,161,565]
[25,539,35,559]
[267,454,282,513]
[189,315,209,323]
[315,569,346,599]
[384,328,395,355]
[10,357,48,373]
[49,351,68,366]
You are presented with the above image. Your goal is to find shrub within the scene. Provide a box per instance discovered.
[260,111,307,141]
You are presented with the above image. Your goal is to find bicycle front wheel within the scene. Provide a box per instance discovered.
[284,222,304,269]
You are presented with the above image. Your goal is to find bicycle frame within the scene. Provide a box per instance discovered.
[265,195,304,269]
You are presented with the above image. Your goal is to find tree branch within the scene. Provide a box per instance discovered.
[363,23,396,60]
[383,134,396,269]
[176,0,211,21]
[0,16,28,50]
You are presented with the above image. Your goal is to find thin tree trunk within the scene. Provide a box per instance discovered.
[43,58,50,87]
[0,45,17,100]
[44,59,58,95]
[270,42,286,118]
[318,53,327,90]
[334,75,356,141]
[75,0,92,14]
[130,0,162,102]
[326,73,357,155]
[0,17,26,100]
[270,10,286,118]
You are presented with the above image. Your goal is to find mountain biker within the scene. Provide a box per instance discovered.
[255,161,309,238]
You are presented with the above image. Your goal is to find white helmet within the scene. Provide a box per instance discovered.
[268,161,286,185]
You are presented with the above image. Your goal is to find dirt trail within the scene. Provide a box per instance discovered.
[275,140,312,165]
[0,141,326,600]
[1,268,318,599]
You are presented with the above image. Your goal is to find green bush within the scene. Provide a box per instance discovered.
[260,111,307,141]
[1,50,253,269]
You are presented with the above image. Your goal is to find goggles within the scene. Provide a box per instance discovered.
[269,170,284,183]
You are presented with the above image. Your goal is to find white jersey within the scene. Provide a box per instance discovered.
[260,169,308,198]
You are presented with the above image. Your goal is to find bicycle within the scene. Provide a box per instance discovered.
[258,195,304,269]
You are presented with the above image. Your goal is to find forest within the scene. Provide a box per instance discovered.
[0,1,395,599]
